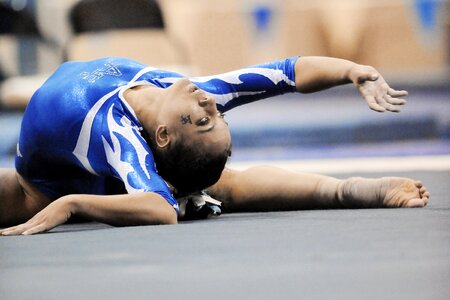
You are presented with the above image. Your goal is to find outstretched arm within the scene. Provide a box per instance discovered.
[295,56,408,112]
[0,192,177,235]
[192,56,407,113]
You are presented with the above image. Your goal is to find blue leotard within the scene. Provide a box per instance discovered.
[15,56,298,212]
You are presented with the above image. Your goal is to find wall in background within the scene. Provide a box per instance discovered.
[0,0,448,82]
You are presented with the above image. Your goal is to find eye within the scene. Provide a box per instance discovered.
[196,117,210,126]
[190,85,199,93]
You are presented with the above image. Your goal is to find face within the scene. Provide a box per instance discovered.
[157,78,232,155]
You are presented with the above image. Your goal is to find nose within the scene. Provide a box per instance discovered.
[199,94,217,112]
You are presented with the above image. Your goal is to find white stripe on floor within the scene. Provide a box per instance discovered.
[228,155,450,174]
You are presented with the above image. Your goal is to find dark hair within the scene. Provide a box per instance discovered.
[147,134,231,194]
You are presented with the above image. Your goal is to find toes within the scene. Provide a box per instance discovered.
[419,185,430,200]
[420,186,429,196]
[420,189,430,206]
[405,198,426,208]
[414,181,430,204]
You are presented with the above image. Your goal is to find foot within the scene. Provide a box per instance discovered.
[340,177,430,208]
[381,177,430,208]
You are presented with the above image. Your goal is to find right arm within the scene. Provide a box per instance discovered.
[191,56,407,113]
[0,191,177,236]
[293,56,408,112]
[190,57,298,112]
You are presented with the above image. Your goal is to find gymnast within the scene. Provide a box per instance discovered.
[0,56,429,235]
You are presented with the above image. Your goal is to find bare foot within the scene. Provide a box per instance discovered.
[340,177,430,208]
[381,177,429,208]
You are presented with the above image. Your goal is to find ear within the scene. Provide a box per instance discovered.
[155,125,171,148]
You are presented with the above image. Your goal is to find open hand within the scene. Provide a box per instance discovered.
[0,197,73,236]
[349,64,408,112]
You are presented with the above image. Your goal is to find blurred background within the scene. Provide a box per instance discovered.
[0,0,449,167]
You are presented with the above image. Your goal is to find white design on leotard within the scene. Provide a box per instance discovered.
[188,68,295,86]
[157,67,294,106]
[81,63,123,83]
[73,66,156,174]
[102,104,150,193]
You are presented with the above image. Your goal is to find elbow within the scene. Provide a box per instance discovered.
[143,205,178,225]
[160,209,178,225]
[127,197,178,226]
[296,84,320,94]
[296,87,311,94]
[139,193,178,225]
[146,208,178,225]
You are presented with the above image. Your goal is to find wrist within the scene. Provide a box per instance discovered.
[346,63,363,85]
[348,64,379,85]
[60,195,79,215]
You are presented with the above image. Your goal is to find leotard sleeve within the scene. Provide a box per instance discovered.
[97,103,179,212]
[188,56,299,112]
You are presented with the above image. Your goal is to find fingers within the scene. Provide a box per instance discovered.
[365,96,386,112]
[386,89,407,107]
[22,224,48,235]
[366,96,402,113]
[385,95,407,105]
[360,80,408,113]
[1,223,32,236]
[377,96,402,112]
[1,219,49,236]
[388,88,408,97]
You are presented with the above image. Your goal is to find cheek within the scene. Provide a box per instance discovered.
[210,127,231,145]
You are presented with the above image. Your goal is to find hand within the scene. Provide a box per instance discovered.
[349,64,408,112]
[0,196,73,236]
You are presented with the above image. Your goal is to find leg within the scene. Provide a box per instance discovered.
[207,166,343,212]
[0,168,51,227]
[206,166,429,212]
